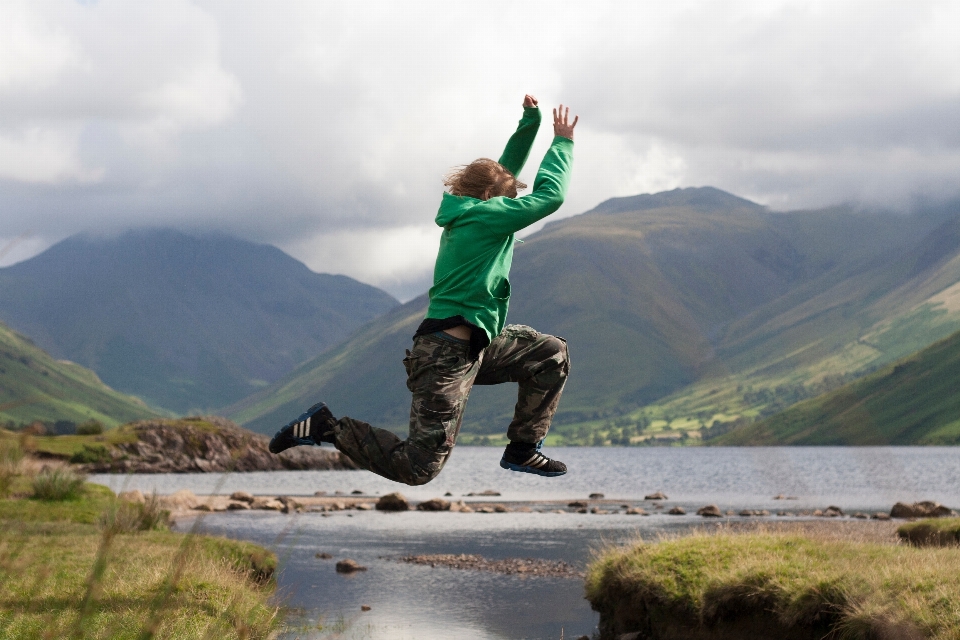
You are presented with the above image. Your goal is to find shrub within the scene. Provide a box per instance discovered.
[70,444,111,464]
[76,420,104,436]
[31,467,86,501]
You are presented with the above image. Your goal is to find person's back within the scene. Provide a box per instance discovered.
[269,95,578,485]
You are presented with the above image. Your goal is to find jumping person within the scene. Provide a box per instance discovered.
[269,94,577,485]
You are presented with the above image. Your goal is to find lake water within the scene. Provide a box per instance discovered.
[91,447,960,640]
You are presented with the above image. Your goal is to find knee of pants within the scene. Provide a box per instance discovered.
[405,468,441,486]
[542,335,570,377]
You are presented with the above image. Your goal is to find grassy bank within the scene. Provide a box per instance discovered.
[586,528,960,639]
[0,454,279,638]
[898,517,960,547]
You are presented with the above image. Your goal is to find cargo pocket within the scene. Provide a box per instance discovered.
[410,396,460,453]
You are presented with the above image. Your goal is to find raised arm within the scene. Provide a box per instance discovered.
[482,104,578,236]
[497,94,542,176]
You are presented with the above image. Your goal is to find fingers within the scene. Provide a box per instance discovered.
[571,115,579,128]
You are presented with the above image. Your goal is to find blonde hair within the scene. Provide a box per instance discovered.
[443,158,527,200]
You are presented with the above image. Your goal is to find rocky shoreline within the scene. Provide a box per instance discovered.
[72,416,354,473]
[146,489,956,527]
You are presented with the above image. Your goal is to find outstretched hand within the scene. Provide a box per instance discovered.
[553,104,578,140]
[523,94,538,108]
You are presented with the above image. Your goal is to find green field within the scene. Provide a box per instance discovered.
[714,328,960,445]
[0,466,278,639]
[0,321,165,428]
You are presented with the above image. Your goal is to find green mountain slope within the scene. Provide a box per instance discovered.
[713,328,960,445]
[228,187,955,436]
[0,230,398,413]
[0,321,163,427]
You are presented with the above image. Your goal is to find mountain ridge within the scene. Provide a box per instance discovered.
[0,229,399,413]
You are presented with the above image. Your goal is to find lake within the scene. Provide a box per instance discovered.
[91,447,960,639]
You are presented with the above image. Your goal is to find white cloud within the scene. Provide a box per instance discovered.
[0,1,79,90]
[0,126,103,183]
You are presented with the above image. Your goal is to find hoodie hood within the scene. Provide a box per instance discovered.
[436,192,481,227]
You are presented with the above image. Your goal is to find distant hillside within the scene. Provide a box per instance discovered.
[713,328,960,445]
[228,187,956,436]
[0,230,398,414]
[0,321,162,427]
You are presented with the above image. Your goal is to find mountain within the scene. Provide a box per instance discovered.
[712,328,960,445]
[228,187,959,436]
[0,320,162,428]
[0,230,398,413]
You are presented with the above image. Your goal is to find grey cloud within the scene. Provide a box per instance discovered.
[1,0,959,296]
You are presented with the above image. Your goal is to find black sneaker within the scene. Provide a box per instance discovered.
[268,402,337,454]
[500,440,567,477]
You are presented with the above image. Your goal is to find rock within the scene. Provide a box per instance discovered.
[812,509,824,516]
[777,511,789,516]
[251,497,284,510]
[645,491,668,500]
[590,507,609,514]
[466,490,501,496]
[315,552,332,559]
[493,504,508,513]
[416,498,451,511]
[568,501,588,508]
[227,501,251,510]
[739,509,755,517]
[444,492,452,496]
[773,494,786,500]
[578,508,588,514]
[891,501,952,519]
[361,605,372,612]
[314,491,327,496]
[376,492,410,511]
[625,507,647,515]
[458,504,474,513]
[477,507,495,513]
[725,510,736,516]
[351,490,363,495]
[356,503,374,511]
[589,493,605,499]
[230,491,255,503]
[335,559,367,573]
[195,503,214,512]
[853,512,868,519]
[161,489,198,511]
[118,490,145,504]
[667,506,686,515]
[516,506,532,513]
[278,496,304,513]
[823,506,843,517]
[696,505,723,518]
[873,512,891,520]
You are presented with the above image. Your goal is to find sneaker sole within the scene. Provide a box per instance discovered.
[499,458,567,477]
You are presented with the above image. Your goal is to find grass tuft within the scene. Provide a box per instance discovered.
[30,467,87,501]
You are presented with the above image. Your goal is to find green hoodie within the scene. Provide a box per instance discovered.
[425,106,574,342]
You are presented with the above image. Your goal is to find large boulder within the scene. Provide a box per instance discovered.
[891,501,953,519]
[376,492,410,511]
[645,491,668,500]
[696,505,723,518]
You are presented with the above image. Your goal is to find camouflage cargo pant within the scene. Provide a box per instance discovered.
[331,324,570,485]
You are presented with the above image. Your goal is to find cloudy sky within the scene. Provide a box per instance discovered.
[1,1,959,299]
